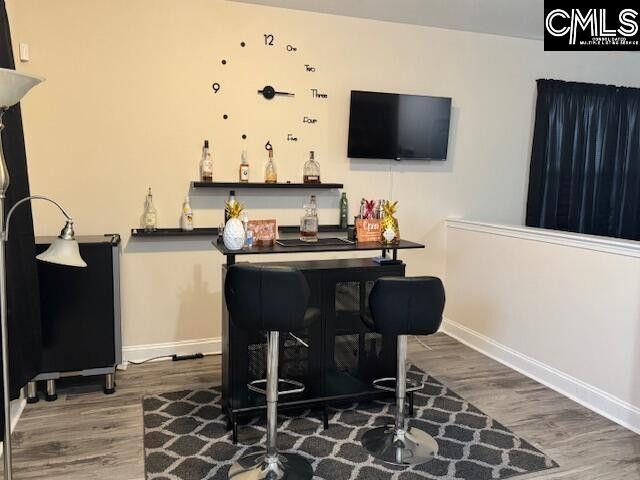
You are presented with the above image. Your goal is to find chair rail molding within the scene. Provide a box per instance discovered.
[445,218,640,259]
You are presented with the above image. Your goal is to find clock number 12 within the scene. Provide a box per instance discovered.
[264,34,275,46]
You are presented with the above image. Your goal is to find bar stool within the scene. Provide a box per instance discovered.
[360,276,445,466]
[225,264,320,480]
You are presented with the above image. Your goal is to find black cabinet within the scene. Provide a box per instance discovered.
[27,235,122,402]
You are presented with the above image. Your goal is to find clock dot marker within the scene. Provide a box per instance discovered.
[221,59,227,65]
[242,134,247,139]
[223,114,228,120]
[240,41,246,47]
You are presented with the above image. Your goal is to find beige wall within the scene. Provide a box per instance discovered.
[445,220,640,433]
[7,0,640,351]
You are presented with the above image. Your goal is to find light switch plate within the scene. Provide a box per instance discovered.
[19,43,29,62]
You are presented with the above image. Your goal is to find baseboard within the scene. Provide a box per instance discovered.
[122,337,221,363]
[0,397,27,456]
[441,318,640,435]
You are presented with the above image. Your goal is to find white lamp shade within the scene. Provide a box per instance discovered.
[36,237,87,268]
[0,68,44,108]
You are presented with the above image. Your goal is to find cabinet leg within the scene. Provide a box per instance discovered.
[26,381,39,404]
[104,373,115,395]
[45,379,57,402]
[323,406,329,430]
[232,420,238,445]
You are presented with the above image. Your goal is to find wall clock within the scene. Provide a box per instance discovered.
[210,32,329,156]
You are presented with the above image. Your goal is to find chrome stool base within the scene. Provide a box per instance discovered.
[361,425,439,466]
[228,452,313,480]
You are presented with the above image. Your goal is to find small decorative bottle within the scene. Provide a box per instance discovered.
[200,140,213,182]
[239,149,249,183]
[180,196,194,231]
[339,192,348,229]
[265,148,277,183]
[142,187,157,232]
[300,196,319,242]
[303,150,321,183]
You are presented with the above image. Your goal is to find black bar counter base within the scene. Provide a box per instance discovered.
[214,237,425,442]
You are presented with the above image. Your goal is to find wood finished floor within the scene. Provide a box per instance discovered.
[9,333,640,479]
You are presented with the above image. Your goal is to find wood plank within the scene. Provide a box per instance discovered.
[6,335,639,479]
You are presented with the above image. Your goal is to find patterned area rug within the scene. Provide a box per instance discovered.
[143,367,558,480]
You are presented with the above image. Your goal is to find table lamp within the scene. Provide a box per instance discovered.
[0,67,86,480]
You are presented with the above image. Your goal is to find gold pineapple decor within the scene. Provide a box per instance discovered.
[381,200,399,244]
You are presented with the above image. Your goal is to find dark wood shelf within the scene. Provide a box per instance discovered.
[130,225,354,238]
[191,181,343,190]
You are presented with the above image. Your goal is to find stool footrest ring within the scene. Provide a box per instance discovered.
[247,378,305,396]
[372,377,423,393]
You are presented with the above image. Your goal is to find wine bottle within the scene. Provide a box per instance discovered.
[180,196,194,231]
[239,149,249,183]
[225,190,236,223]
[303,150,320,183]
[142,187,157,232]
[339,192,348,229]
[265,148,277,183]
[200,140,213,182]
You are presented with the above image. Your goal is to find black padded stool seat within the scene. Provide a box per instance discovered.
[224,264,319,480]
[368,276,445,335]
[360,276,445,467]
[225,264,319,332]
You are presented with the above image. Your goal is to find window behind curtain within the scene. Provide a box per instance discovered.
[526,79,640,241]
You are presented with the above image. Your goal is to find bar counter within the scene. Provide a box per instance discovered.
[212,237,425,442]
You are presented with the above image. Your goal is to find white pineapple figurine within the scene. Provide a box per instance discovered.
[223,200,246,250]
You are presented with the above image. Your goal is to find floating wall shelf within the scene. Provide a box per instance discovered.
[131,225,353,238]
[190,181,343,190]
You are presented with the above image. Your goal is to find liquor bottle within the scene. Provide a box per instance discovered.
[142,187,157,232]
[339,192,348,229]
[225,190,236,223]
[239,149,249,183]
[200,140,213,182]
[303,150,321,183]
[180,196,194,231]
[265,148,277,183]
[300,195,318,242]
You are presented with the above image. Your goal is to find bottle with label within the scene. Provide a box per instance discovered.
[265,148,277,183]
[239,149,250,183]
[300,195,318,242]
[142,187,157,232]
[303,150,321,183]
[200,140,213,182]
[225,190,236,223]
[339,192,348,229]
[180,196,194,231]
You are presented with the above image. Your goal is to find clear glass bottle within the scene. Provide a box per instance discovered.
[143,187,157,232]
[303,150,321,183]
[239,149,249,183]
[180,196,194,231]
[200,140,213,182]
[300,197,318,242]
[265,148,277,183]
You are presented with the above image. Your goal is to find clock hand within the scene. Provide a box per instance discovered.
[258,85,295,100]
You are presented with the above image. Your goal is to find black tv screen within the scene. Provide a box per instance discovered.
[347,90,452,160]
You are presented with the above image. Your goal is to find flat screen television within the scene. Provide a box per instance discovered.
[347,90,452,160]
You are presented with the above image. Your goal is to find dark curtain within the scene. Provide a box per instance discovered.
[0,0,43,424]
[526,79,640,240]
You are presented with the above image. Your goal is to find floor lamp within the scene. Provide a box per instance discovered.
[0,68,87,480]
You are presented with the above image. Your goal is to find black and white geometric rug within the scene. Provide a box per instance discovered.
[143,367,558,480]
